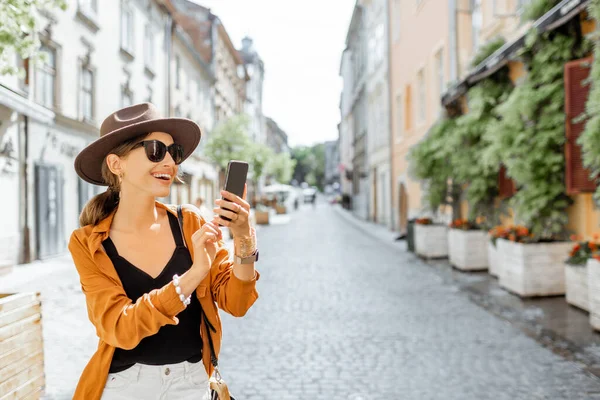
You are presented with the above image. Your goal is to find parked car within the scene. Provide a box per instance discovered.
[303,187,317,203]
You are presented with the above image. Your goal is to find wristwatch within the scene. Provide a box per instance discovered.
[234,249,259,264]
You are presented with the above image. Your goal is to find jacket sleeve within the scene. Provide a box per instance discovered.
[210,243,260,317]
[69,232,186,350]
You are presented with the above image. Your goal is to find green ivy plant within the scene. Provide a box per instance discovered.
[580,0,600,204]
[408,117,456,215]
[450,77,513,228]
[484,24,590,240]
[520,0,562,22]
[470,37,506,68]
[446,38,513,228]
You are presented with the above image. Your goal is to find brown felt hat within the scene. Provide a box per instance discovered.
[74,102,201,185]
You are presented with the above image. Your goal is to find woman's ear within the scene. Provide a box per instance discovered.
[106,154,124,177]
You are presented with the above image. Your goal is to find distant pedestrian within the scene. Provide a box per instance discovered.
[194,196,213,221]
[69,103,260,400]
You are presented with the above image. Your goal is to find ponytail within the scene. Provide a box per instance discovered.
[79,188,120,227]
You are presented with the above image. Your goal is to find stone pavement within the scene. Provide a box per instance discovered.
[3,202,600,399]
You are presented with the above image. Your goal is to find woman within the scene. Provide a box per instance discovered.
[69,103,260,400]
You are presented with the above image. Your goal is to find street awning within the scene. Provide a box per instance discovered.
[441,0,590,107]
[180,159,218,181]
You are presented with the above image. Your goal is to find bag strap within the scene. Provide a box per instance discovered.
[176,205,219,368]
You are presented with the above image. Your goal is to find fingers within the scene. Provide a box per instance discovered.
[220,190,250,212]
[213,206,237,221]
[192,221,222,246]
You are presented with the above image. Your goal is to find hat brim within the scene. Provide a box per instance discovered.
[75,118,202,185]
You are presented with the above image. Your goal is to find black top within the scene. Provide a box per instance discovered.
[103,211,202,373]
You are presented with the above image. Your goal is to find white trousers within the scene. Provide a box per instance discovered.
[100,361,211,400]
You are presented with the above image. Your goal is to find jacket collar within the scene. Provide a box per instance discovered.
[88,201,177,255]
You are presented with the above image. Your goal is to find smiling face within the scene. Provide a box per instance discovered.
[106,131,179,199]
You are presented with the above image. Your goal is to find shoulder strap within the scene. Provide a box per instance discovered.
[176,204,219,368]
[176,205,187,248]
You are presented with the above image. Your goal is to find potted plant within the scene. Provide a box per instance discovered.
[565,235,596,312]
[447,219,488,271]
[487,226,509,277]
[414,218,449,259]
[588,253,600,330]
[496,226,572,297]
[254,203,270,225]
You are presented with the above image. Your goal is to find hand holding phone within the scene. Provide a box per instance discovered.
[220,160,248,222]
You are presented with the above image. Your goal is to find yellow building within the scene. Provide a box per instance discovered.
[388,0,453,233]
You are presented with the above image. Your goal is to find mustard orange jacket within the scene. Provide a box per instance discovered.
[68,202,260,400]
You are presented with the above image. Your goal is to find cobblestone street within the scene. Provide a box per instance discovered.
[3,203,600,399]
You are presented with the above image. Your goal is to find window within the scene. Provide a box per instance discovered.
[435,49,444,112]
[146,85,153,103]
[17,55,30,92]
[121,83,133,108]
[144,24,154,68]
[80,65,94,121]
[404,85,412,131]
[187,75,192,100]
[393,0,401,41]
[375,23,385,66]
[79,0,98,14]
[35,44,56,108]
[517,0,531,12]
[174,105,182,117]
[396,94,403,140]
[417,69,426,123]
[121,2,134,54]
[175,55,181,89]
[472,0,482,51]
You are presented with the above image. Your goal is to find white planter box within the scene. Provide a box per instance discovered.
[488,239,501,277]
[565,263,589,312]
[497,239,572,297]
[447,229,488,271]
[414,224,448,259]
[587,259,600,330]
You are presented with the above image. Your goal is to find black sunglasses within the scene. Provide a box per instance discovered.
[133,140,184,164]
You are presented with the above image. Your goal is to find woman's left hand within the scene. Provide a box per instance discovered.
[213,184,251,237]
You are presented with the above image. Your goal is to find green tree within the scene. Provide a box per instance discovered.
[267,152,296,184]
[291,143,325,190]
[0,0,67,75]
[247,142,273,191]
[204,115,252,174]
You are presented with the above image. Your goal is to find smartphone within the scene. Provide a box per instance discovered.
[220,160,248,222]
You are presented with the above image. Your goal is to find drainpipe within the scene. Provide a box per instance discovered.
[165,11,173,117]
[19,115,30,264]
[386,0,395,231]
[449,0,459,83]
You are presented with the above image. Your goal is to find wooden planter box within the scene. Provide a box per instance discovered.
[255,210,270,225]
[488,240,501,277]
[414,224,448,259]
[0,293,45,399]
[587,259,600,330]
[447,229,488,271]
[275,205,287,215]
[497,239,572,297]
[565,263,589,312]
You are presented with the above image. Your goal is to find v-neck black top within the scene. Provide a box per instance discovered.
[103,211,202,373]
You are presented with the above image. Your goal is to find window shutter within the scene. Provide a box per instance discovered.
[498,164,516,199]
[564,56,596,194]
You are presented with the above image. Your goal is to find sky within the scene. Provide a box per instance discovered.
[191,0,356,148]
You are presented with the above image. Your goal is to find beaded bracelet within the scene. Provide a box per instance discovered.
[172,274,191,306]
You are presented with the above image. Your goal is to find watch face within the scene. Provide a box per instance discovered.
[255,250,259,262]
